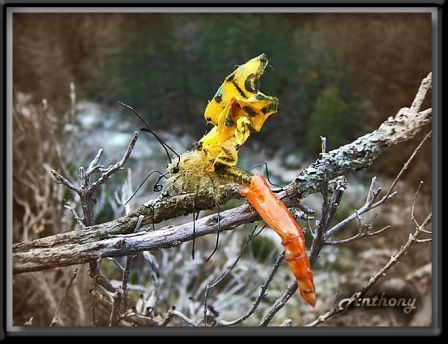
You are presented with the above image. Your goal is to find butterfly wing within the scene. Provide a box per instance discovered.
[200,54,278,168]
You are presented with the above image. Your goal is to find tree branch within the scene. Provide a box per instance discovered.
[13,73,432,274]
[306,210,432,327]
[219,252,285,326]
[256,72,432,326]
[258,128,432,326]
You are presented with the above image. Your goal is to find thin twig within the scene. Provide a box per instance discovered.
[109,288,123,326]
[324,177,382,240]
[86,149,104,176]
[325,130,431,240]
[219,252,285,326]
[109,214,143,326]
[64,201,85,228]
[89,260,116,293]
[411,181,425,228]
[416,238,432,244]
[259,279,298,327]
[307,182,431,326]
[410,72,432,112]
[49,169,79,192]
[371,130,431,209]
[51,133,139,325]
[203,282,210,327]
[310,177,347,259]
[259,129,431,326]
[324,225,392,245]
[209,225,259,290]
[168,308,198,327]
[307,212,432,326]
[50,268,78,327]
[89,131,139,190]
[13,74,432,274]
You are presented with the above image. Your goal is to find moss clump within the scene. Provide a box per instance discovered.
[165,150,234,199]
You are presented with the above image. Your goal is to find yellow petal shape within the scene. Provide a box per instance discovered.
[235,116,252,145]
[204,54,268,125]
[199,54,278,169]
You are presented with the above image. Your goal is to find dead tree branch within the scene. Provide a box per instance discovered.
[204,224,263,322]
[50,131,139,325]
[13,73,432,276]
[256,72,432,326]
[306,197,432,327]
[258,129,432,326]
[218,252,285,326]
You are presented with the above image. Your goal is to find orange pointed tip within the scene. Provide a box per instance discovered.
[300,291,316,307]
[297,279,316,307]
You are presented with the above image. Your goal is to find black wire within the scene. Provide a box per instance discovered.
[124,170,168,206]
[251,224,267,239]
[153,172,169,192]
[245,162,282,188]
[118,101,181,170]
[206,202,221,262]
[192,199,196,260]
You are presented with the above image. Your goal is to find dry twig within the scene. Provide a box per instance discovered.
[306,191,431,326]
[12,72,432,328]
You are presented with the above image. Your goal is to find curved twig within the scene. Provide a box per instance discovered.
[13,74,432,276]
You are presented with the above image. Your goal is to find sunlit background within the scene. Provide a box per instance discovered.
[12,12,432,327]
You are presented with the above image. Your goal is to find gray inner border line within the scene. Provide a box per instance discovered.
[8,7,437,13]
[431,5,441,339]
[6,6,440,335]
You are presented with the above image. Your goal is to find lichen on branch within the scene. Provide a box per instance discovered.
[12,72,432,274]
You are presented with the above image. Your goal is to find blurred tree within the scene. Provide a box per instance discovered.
[13,12,430,171]
[305,85,348,153]
[87,13,363,157]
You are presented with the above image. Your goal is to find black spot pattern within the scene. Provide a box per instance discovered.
[225,118,234,127]
[231,80,248,99]
[244,73,257,93]
[243,106,257,117]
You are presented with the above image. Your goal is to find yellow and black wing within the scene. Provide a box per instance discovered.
[199,54,278,168]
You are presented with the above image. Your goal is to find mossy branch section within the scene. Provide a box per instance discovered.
[289,106,432,199]
[13,73,432,273]
[13,184,241,254]
[14,192,298,273]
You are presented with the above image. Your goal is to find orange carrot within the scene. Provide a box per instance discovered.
[240,175,316,307]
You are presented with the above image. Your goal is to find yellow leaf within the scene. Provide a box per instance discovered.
[199,54,278,169]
